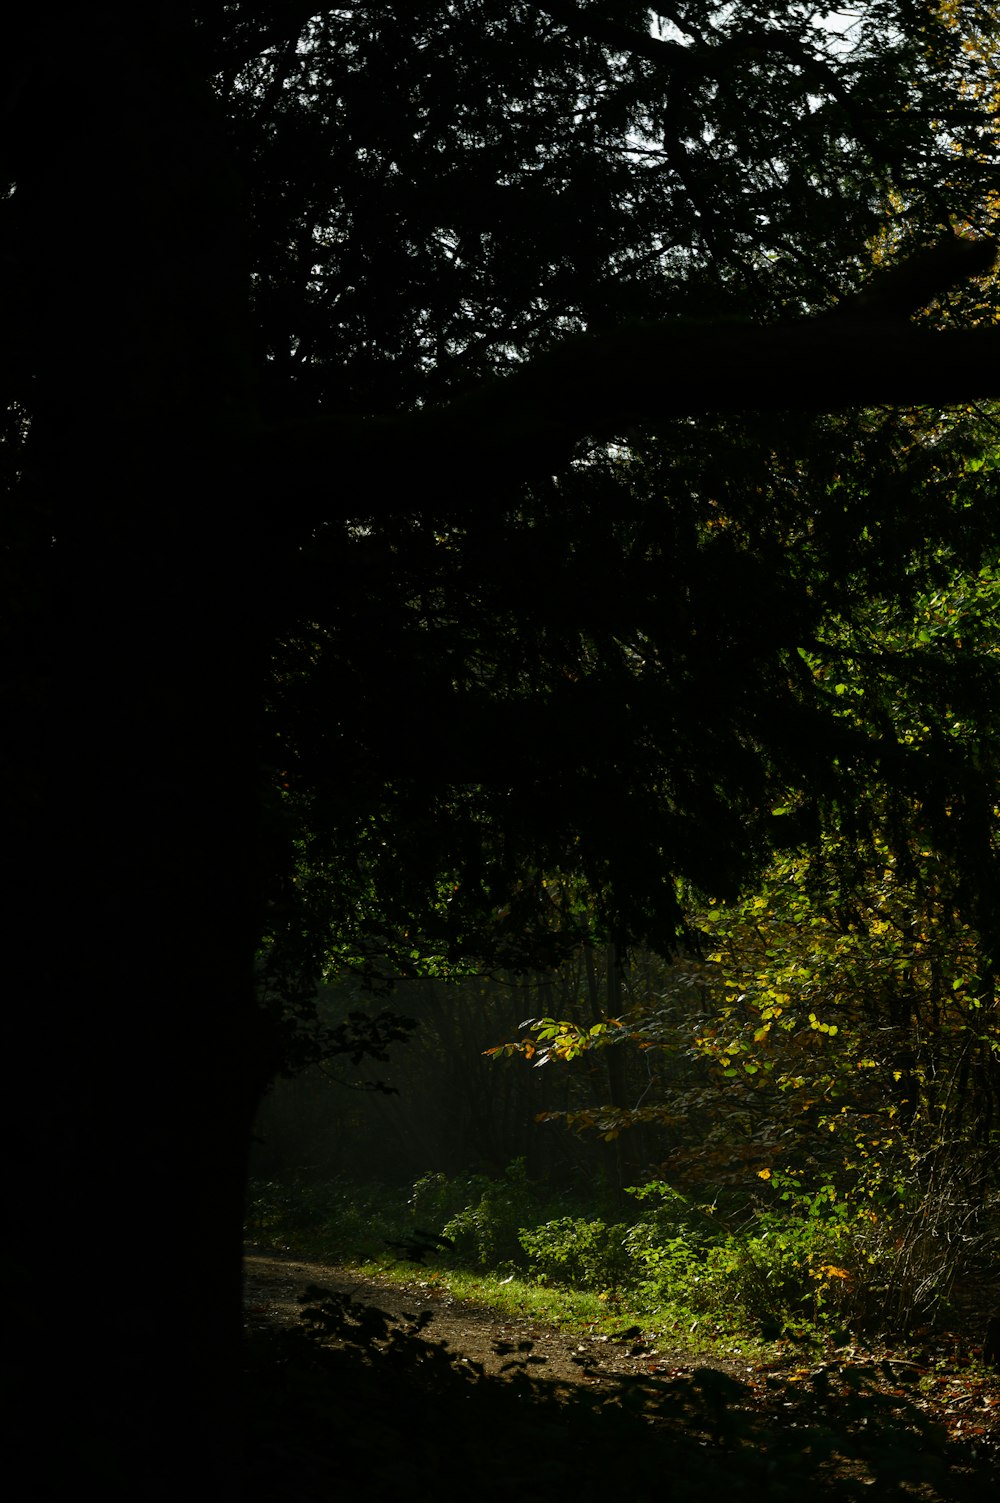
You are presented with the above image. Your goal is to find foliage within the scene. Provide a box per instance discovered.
[502,901,997,1327]
[493,520,1000,1317]
[246,1178,338,1238]
[246,1176,412,1262]
[432,1158,550,1268]
[519,1215,633,1291]
[614,1179,856,1332]
[242,0,1000,1027]
[247,1160,569,1271]
[246,1160,1000,1392]
[218,0,1000,402]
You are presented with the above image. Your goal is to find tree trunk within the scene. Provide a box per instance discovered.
[3,11,270,1494]
[583,942,638,1199]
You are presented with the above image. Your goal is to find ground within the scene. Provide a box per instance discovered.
[244,1248,753,1387]
[243,1246,1000,1500]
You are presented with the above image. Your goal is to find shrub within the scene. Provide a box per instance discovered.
[624,1227,723,1315]
[518,1216,632,1291]
[245,1176,410,1260]
[409,1169,495,1228]
[245,1178,338,1238]
[413,1159,546,1269]
[620,1178,858,1331]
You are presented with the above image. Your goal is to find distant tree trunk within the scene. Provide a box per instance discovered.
[3,12,272,1495]
[583,942,639,1198]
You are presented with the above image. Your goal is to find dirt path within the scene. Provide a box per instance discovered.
[243,1246,753,1388]
[244,1246,1000,1501]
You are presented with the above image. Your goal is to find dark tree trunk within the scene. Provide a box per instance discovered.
[583,942,639,1199]
[3,11,270,1494]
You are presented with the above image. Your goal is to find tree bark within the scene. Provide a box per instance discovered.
[3,11,270,1494]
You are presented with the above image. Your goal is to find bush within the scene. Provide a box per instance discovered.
[620,1179,858,1331]
[519,1217,632,1291]
[623,1227,720,1315]
[409,1169,496,1228]
[412,1159,546,1270]
[245,1176,410,1260]
[716,1216,853,1328]
[245,1178,338,1238]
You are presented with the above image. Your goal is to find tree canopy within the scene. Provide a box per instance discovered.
[241,2,1000,1003]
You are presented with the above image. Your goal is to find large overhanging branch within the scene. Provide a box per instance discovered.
[262,236,1000,524]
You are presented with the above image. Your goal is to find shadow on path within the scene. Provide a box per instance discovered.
[243,1277,1000,1502]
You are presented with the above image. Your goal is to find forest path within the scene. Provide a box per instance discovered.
[243,1246,752,1387]
[243,1247,1000,1501]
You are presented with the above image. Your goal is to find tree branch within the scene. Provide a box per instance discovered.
[538,2,859,103]
[536,3,903,178]
[261,237,999,523]
[833,234,997,320]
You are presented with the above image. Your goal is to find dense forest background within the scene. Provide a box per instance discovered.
[5,2,1000,1497]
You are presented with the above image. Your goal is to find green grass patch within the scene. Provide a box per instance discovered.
[353,1258,611,1327]
[343,1254,776,1361]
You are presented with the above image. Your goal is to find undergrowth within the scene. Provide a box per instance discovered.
[247,1157,996,1352]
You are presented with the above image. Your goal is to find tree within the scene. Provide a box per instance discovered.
[4,4,1000,1495]
[496,529,1000,1321]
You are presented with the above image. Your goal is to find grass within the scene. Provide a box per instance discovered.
[348,1255,777,1362]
